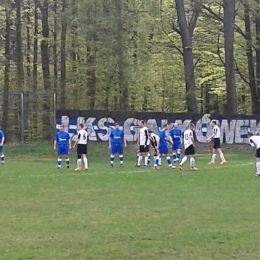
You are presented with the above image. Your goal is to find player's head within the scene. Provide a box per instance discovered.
[78,124,84,130]
[139,120,146,128]
[60,124,65,132]
[247,132,253,138]
[211,120,217,127]
[148,130,153,135]
[189,123,195,130]
[163,124,169,130]
[114,123,119,130]
[174,123,178,128]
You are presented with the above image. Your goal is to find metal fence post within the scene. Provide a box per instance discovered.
[53,92,56,141]
[20,92,24,143]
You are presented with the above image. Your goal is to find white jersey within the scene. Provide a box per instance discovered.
[139,127,149,146]
[249,136,260,149]
[183,129,194,149]
[77,129,88,144]
[213,125,220,139]
[149,133,160,148]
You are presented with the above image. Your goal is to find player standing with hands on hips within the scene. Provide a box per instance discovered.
[207,120,227,165]
[54,124,71,169]
[73,124,89,171]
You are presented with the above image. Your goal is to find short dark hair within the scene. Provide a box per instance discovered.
[115,123,119,126]
[148,130,152,133]
[212,120,217,125]
[60,124,64,128]
[163,124,168,128]
[190,123,195,128]
[79,123,84,128]
[140,120,146,124]
[248,132,253,137]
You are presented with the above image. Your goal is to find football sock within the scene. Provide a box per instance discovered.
[173,153,177,162]
[110,155,115,165]
[158,157,162,165]
[190,158,195,168]
[138,155,142,166]
[77,159,82,168]
[57,158,62,168]
[154,156,159,166]
[211,154,216,162]
[220,153,225,161]
[66,158,70,168]
[83,156,88,168]
[136,154,139,164]
[147,153,151,165]
[257,162,260,173]
[180,156,187,166]
[177,152,181,160]
[119,154,123,165]
[166,156,172,167]
[1,154,4,164]
[144,156,148,166]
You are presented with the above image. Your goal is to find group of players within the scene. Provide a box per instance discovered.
[54,120,231,172]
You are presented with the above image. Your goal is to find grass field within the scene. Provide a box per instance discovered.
[0,144,260,260]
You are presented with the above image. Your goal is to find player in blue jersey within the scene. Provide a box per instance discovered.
[169,123,182,163]
[154,124,176,170]
[0,129,5,165]
[54,124,71,169]
[108,123,127,167]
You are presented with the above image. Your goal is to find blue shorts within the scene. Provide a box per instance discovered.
[0,146,4,153]
[159,143,169,155]
[111,143,123,154]
[58,145,69,156]
[172,142,181,150]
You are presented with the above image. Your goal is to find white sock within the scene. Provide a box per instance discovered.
[211,154,216,162]
[77,159,81,168]
[138,155,142,166]
[220,153,225,161]
[158,157,162,165]
[257,162,260,173]
[190,158,195,168]
[180,156,187,166]
[83,156,88,168]
[144,156,148,166]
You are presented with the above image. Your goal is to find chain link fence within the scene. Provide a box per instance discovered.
[0,93,56,143]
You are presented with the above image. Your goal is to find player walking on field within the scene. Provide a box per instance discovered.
[179,123,198,171]
[73,124,89,171]
[54,124,71,169]
[248,132,260,177]
[169,123,182,163]
[0,129,5,165]
[207,120,227,165]
[109,123,126,167]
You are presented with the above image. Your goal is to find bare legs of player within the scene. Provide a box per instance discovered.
[179,155,198,171]
[254,158,260,177]
[209,148,227,165]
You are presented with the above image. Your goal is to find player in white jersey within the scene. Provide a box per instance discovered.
[248,132,260,176]
[179,123,198,171]
[73,124,88,171]
[137,120,149,167]
[207,120,226,165]
[148,130,160,164]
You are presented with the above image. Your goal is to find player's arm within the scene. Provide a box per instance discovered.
[191,132,195,144]
[108,132,112,149]
[0,135,5,146]
[122,132,127,147]
[54,134,58,150]
[249,139,257,154]
[144,129,148,147]
[67,133,72,149]
[73,133,80,148]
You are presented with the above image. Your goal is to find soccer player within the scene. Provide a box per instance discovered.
[73,124,88,171]
[148,130,160,163]
[109,123,126,167]
[154,124,176,170]
[207,120,227,165]
[169,123,182,163]
[137,120,149,167]
[54,124,71,169]
[248,132,260,177]
[0,129,5,165]
[179,123,198,171]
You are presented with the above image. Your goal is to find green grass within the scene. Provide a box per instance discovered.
[0,144,260,260]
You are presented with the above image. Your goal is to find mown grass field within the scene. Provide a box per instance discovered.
[0,143,259,260]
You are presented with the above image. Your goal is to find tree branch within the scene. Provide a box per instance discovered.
[189,1,201,36]
[234,59,250,85]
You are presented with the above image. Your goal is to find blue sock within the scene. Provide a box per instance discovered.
[155,157,159,166]
[57,158,62,168]
[166,156,172,166]
[173,153,177,162]
[148,153,151,165]
[119,155,123,165]
[110,155,115,165]
[66,158,70,168]
[1,154,4,164]
[177,152,181,160]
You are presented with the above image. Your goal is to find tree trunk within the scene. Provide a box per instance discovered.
[53,0,58,96]
[223,0,237,115]
[60,0,67,109]
[175,0,198,114]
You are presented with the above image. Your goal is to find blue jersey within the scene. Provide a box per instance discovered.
[110,129,124,144]
[0,130,5,144]
[159,130,168,144]
[170,128,182,143]
[56,131,70,146]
